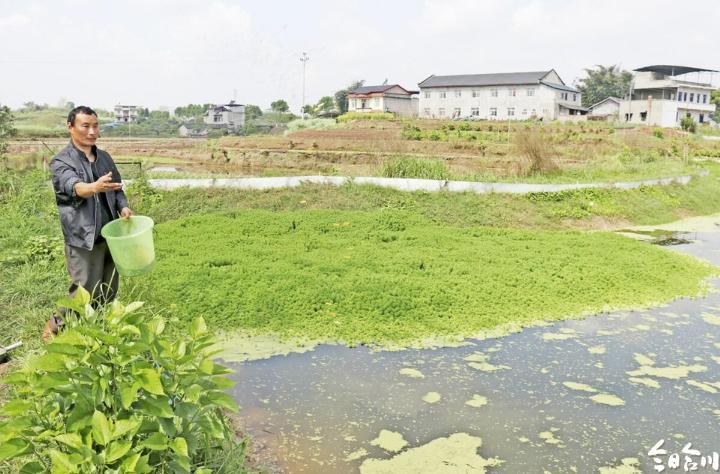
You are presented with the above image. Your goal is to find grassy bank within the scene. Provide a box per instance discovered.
[3,166,720,350]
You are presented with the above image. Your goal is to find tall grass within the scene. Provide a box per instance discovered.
[285,118,338,134]
[513,127,558,175]
[338,112,395,122]
[381,156,451,180]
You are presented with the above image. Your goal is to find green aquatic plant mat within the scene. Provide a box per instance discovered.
[142,209,716,345]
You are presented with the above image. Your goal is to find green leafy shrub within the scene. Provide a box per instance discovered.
[381,156,451,180]
[680,115,697,133]
[652,128,664,139]
[125,171,164,210]
[0,287,243,473]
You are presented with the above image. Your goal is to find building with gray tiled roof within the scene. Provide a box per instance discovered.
[418,69,585,121]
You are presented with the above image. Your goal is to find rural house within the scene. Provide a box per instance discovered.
[203,101,246,130]
[588,97,621,120]
[417,70,586,121]
[178,124,209,138]
[619,65,718,127]
[347,84,419,117]
[113,104,141,123]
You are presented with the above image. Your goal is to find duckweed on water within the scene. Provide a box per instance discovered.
[589,393,626,406]
[464,394,488,408]
[143,209,716,345]
[399,368,425,379]
[359,433,501,474]
[421,391,442,404]
[599,457,642,474]
[370,430,407,453]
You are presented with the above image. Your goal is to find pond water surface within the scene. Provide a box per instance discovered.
[223,228,720,473]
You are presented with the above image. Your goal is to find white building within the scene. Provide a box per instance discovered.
[588,97,621,120]
[203,101,245,130]
[347,84,419,117]
[619,65,718,127]
[114,105,141,123]
[417,70,586,121]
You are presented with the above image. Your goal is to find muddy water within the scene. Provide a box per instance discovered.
[223,230,720,473]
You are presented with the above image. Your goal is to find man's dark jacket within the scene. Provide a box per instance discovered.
[50,141,129,250]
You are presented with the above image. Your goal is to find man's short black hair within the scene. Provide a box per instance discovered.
[67,106,97,126]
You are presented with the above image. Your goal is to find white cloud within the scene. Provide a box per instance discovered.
[415,0,503,33]
[0,0,717,111]
[0,14,29,28]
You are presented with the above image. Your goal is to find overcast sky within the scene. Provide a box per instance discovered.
[1,0,718,113]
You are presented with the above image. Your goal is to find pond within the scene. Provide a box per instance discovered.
[222,228,720,473]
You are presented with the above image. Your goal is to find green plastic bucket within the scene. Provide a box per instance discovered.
[101,215,156,277]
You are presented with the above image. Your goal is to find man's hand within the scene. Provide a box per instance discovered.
[120,207,133,219]
[74,171,122,198]
[94,172,123,193]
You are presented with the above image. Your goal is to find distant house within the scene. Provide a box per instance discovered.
[347,84,419,117]
[203,101,245,130]
[178,124,208,138]
[588,97,621,120]
[418,69,586,121]
[114,105,141,123]
[619,65,718,127]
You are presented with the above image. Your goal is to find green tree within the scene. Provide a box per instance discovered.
[149,110,170,120]
[711,90,720,122]
[301,104,315,116]
[315,96,335,114]
[270,99,289,113]
[174,104,212,118]
[576,65,633,108]
[245,104,263,120]
[334,80,364,114]
[0,105,17,160]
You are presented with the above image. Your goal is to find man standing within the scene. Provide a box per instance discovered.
[45,106,132,339]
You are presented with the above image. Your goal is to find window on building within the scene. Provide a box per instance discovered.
[700,114,705,123]
[471,107,479,116]
[455,90,462,98]
[453,107,461,117]
[214,114,222,122]
[508,108,515,117]
[490,89,498,97]
[689,93,694,102]
[472,90,479,98]
[440,92,447,99]
[703,94,708,104]
[522,109,527,115]
[640,111,647,121]
[438,108,445,116]
[573,93,577,102]
[531,109,537,116]
[527,88,535,96]
[424,91,431,99]
[490,107,497,117]
[509,88,517,97]
[424,108,431,116]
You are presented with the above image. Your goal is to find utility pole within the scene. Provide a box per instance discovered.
[300,52,309,119]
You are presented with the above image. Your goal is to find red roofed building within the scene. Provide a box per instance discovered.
[347,84,419,117]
